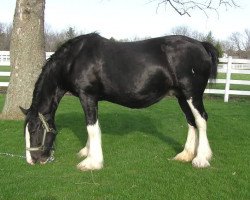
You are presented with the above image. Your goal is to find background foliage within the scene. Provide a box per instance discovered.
[1,22,249,58]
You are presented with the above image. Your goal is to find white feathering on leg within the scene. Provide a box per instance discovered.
[77,120,103,171]
[174,124,197,162]
[187,99,212,168]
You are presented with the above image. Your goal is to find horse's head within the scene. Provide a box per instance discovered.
[20,107,56,165]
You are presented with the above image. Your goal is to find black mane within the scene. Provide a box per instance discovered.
[31,33,102,111]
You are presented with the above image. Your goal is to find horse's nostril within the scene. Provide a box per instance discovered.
[31,155,39,164]
[40,160,47,165]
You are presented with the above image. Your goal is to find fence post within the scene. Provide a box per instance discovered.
[224,56,232,102]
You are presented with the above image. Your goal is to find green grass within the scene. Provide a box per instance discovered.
[207,73,250,92]
[217,73,250,80]
[0,66,11,72]
[0,66,11,82]
[0,95,249,200]
[0,76,9,82]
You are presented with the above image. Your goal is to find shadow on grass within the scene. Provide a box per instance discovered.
[56,111,182,153]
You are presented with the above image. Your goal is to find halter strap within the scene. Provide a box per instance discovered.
[26,113,56,152]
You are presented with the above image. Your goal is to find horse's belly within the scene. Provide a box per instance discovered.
[101,65,173,108]
[102,86,169,109]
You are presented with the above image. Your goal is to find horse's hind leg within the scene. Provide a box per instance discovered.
[77,93,103,171]
[187,97,212,168]
[174,97,198,162]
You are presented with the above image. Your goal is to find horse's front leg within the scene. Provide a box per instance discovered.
[77,94,103,171]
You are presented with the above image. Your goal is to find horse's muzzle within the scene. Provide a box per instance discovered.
[26,150,55,165]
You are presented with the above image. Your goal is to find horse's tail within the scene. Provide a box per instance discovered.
[201,42,219,80]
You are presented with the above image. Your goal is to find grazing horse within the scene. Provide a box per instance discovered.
[21,33,218,171]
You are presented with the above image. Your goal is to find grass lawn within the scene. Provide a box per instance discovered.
[0,66,10,83]
[0,95,249,200]
[0,76,9,82]
[207,73,250,92]
[0,66,11,72]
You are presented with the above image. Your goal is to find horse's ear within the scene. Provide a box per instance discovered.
[19,106,29,115]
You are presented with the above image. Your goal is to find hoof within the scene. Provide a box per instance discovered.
[77,147,89,158]
[77,158,103,171]
[192,157,210,168]
[174,150,195,162]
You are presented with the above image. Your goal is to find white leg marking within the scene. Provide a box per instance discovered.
[174,124,198,162]
[25,124,34,165]
[77,120,103,171]
[77,138,89,158]
[187,99,212,168]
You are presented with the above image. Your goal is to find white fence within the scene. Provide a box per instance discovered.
[0,51,54,66]
[0,51,10,66]
[205,57,250,102]
[0,51,53,88]
[1,51,250,102]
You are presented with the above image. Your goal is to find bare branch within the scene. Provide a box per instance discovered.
[149,0,239,17]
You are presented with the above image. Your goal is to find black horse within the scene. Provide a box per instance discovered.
[21,33,218,171]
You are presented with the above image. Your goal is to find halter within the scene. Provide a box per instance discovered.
[26,113,57,152]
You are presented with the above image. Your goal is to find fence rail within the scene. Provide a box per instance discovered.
[1,51,250,102]
[205,56,250,102]
[0,51,53,66]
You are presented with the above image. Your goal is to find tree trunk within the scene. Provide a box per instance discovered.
[1,0,45,119]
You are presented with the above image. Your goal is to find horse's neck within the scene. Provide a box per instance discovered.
[33,75,65,117]
[38,88,65,116]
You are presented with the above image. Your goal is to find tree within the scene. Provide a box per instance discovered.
[152,0,238,17]
[66,27,76,40]
[45,24,58,52]
[0,22,12,50]
[215,41,223,57]
[45,26,83,51]
[171,26,192,37]
[171,26,224,57]
[0,23,5,49]
[1,0,45,119]
[244,29,250,58]
[229,32,242,51]
[242,29,250,51]
[204,31,215,44]
[226,30,250,58]
[171,26,204,41]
